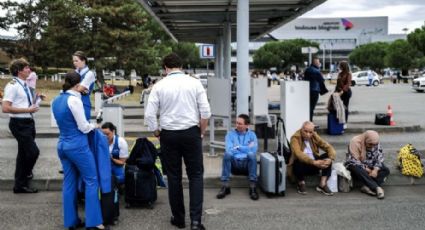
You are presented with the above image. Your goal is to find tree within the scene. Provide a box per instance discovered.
[0,0,49,64]
[349,42,389,71]
[253,39,319,71]
[1,0,172,80]
[407,24,425,56]
[385,39,418,73]
[171,42,205,71]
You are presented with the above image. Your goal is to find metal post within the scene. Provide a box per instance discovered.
[329,42,333,72]
[322,45,325,71]
[236,0,249,115]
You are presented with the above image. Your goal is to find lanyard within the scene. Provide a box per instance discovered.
[14,77,32,106]
[167,71,183,77]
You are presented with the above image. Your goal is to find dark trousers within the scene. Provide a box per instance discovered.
[310,91,319,121]
[347,164,390,191]
[341,89,352,122]
[160,126,204,224]
[9,118,40,188]
[293,154,332,182]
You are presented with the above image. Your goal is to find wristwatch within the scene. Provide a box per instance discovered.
[154,130,160,137]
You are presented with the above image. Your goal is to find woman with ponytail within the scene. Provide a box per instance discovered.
[73,51,96,121]
[52,72,108,230]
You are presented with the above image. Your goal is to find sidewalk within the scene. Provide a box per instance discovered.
[1,83,425,191]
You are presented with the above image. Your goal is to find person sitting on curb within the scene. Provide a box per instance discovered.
[216,114,259,201]
[289,121,336,196]
[345,130,390,199]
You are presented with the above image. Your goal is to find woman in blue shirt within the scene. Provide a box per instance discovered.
[73,51,96,121]
[52,72,107,230]
[101,122,129,184]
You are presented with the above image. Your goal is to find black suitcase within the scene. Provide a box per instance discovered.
[101,176,120,225]
[125,164,157,209]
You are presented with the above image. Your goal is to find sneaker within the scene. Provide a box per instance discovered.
[316,185,334,196]
[249,187,259,201]
[216,186,231,199]
[297,183,307,195]
[360,185,376,196]
[191,221,206,230]
[376,187,385,199]
[343,124,347,129]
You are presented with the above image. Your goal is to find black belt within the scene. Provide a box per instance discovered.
[10,117,33,121]
[162,125,198,133]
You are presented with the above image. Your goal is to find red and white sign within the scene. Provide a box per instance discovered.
[200,45,215,59]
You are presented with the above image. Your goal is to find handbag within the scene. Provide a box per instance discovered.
[337,175,351,192]
[319,80,329,95]
[374,113,390,125]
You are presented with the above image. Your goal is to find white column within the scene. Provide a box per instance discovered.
[215,36,223,78]
[223,21,231,80]
[236,0,249,115]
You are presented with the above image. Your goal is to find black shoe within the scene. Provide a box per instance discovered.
[249,187,259,200]
[69,220,85,229]
[85,226,110,230]
[27,173,33,180]
[170,216,185,229]
[13,186,38,193]
[191,221,205,230]
[216,186,231,199]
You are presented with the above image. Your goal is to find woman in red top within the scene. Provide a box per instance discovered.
[335,61,352,125]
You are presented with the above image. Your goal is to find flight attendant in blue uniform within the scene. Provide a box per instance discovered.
[73,51,95,121]
[101,122,129,184]
[52,72,108,230]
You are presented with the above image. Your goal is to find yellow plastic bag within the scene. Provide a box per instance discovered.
[397,144,423,178]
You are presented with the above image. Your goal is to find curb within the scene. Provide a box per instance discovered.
[1,173,423,191]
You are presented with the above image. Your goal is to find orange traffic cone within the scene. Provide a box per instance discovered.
[387,105,396,126]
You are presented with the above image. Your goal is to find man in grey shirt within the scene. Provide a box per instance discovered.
[145,53,211,230]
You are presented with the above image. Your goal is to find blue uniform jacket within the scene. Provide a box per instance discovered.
[225,129,258,159]
[88,129,111,193]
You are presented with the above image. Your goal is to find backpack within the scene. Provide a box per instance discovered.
[127,137,158,171]
[397,144,423,178]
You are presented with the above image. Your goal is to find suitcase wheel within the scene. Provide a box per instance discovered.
[147,202,154,209]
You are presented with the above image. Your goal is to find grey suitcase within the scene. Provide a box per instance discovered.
[259,152,286,196]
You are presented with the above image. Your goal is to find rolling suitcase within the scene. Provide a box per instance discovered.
[125,164,157,209]
[259,152,286,196]
[327,112,344,135]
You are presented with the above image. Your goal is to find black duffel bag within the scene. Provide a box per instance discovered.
[375,113,390,125]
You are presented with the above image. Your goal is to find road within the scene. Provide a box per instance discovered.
[0,186,424,230]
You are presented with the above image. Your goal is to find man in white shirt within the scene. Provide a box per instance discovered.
[2,59,42,193]
[145,53,211,230]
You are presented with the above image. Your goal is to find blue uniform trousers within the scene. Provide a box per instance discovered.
[58,144,103,228]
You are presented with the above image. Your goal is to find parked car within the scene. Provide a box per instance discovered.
[351,71,381,86]
[412,76,425,92]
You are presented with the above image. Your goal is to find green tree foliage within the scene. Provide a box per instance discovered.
[385,39,418,72]
[1,0,172,80]
[253,39,319,71]
[349,42,389,71]
[407,24,425,55]
[171,42,205,71]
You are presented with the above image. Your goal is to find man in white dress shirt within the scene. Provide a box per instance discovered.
[2,59,41,193]
[145,53,211,230]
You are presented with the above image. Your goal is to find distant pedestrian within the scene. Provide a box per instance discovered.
[145,53,211,230]
[397,71,402,84]
[2,58,43,193]
[367,70,373,86]
[335,61,352,126]
[26,67,38,96]
[73,51,96,120]
[304,57,325,121]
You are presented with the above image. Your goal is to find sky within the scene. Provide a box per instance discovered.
[0,0,424,36]
[301,0,425,34]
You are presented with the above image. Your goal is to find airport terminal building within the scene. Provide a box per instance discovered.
[233,16,406,71]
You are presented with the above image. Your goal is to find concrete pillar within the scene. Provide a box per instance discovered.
[236,0,249,115]
[223,21,231,80]
[215,36,223,78]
